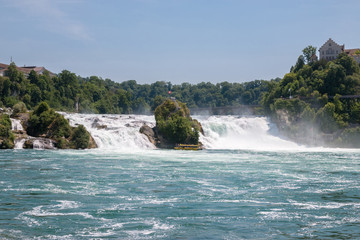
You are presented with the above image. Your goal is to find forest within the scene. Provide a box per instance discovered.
[0,62,274,114]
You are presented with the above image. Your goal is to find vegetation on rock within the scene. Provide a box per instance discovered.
[154,99,201,145]
[0,114,14,149]
[26,102,94,149]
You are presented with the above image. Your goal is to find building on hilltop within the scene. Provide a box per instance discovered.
[0,63,55,77]
[319,38,344,61]
[319,38,360,64]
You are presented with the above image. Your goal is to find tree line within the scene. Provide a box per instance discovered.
[0,62,275,114]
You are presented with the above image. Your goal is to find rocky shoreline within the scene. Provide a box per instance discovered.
[0,105,97,150]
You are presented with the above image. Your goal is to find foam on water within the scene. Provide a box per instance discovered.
[14,139,25,149]
[58,113,360,152]
[198,115,303,150]
[61,113,156,150]
[60,113,306,151]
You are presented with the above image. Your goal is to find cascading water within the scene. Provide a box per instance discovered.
[14,139,26,149]
[62,113,156,150]
[10,118,24,131]
[61,113,301,151]
[198,115,301,151]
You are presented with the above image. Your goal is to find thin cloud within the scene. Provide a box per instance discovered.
[7,0,92,41]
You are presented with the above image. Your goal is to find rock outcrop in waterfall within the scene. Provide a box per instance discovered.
[140,98,203,149]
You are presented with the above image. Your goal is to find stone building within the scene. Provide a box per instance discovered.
[319,38,360,64]
[319,38,344,61]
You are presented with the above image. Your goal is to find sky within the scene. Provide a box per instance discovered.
[1,0,359,84]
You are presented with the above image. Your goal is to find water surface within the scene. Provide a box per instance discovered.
[1,149,359,239]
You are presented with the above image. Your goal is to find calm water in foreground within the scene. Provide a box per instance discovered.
[1,149,360,239]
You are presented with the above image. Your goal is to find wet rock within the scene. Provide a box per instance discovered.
[24,138,56,149]
[91,118,107,129]
[140,124,156,145]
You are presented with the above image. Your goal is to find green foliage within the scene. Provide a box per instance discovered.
[0,114,14,149]
[315,103,338,133]
[26,102,91,149]
[302,45,317,63]
[155,99,200,144]
[273,98,307,119]
[71,125,90,149]
[293,55,305,72]
[12,101,27,115]
[0,114,12,129]
[300,106,316,123]
[0,63,274,115]
[336,127,360,148]
[263,46,360,137]
[27,102,70,138]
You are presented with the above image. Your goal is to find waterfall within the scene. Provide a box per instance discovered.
[14,139,26,149]
[61,113,156,150]
[198,115,301,151]
[10,118,24,131]
[60,113,301,151]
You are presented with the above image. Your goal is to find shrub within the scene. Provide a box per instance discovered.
[27,102,72,138]
[71,125,90,149]
[0,114,12,129]
[155,99,200,144]
[12,101,27,115]
[0,114,14,149]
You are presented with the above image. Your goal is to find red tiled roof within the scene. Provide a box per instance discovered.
[344,48,360,56]
[0,63,55,77]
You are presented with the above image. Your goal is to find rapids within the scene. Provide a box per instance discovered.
[61,113,301,151]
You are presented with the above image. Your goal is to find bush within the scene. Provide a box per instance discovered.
[71,125,90,149]
[0,114,14,149]
[155,99,200,144]
[0,114,12,129]
[12,101,27,115]
[27,102,71,138]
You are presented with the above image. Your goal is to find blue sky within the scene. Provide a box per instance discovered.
[1,0,359,84]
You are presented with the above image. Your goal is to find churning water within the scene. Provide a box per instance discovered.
[1,114,360,239]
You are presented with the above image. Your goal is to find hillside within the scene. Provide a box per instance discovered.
[262,51,360,147]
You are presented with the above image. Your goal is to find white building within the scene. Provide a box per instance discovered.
[319,38,360,64]
[319,38,344,61]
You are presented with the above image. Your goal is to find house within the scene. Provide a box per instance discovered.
[319,38,344,61]
[0,63,52,77]
[0,63,55,77]
[344,48,360,64]
[319,38,360,64]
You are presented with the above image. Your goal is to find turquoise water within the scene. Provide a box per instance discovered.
[1,149,360,239]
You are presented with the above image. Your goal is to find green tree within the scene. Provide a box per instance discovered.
[302,45,317,63]
[71,125,90,149]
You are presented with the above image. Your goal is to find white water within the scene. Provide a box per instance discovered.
[198,115,302,151]
[61,113,304,151]
[10,118,24,131]
[14,139,26,149]
[62,113,156,150]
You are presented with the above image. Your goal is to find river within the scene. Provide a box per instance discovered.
[1,114,359,239]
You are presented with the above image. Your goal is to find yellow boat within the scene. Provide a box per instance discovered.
[174,144,202,150]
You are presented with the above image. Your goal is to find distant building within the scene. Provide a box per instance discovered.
[319,38,360,64]
[0,63,55,77]
[344,48,360,64]
[319,38,344,61]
